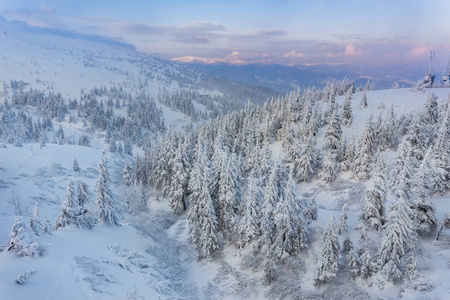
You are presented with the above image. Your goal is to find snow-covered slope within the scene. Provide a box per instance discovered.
[1,17,450,300]
[1,87,450,300]
[0,18,278,127]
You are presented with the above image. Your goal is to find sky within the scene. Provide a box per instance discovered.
[1,0,450,70]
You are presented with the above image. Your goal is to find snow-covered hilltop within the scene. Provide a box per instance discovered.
[1,17,450,300]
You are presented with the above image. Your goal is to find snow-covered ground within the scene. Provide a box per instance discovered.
[1,15,450,300]
[1,87,450,299]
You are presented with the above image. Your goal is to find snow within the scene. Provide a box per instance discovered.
[2,16,450,300]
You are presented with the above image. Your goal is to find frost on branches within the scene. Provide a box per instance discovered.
[314,215,340,287]
[96,150,122,225]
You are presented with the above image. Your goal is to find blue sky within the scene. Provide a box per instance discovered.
[1,0,449,69]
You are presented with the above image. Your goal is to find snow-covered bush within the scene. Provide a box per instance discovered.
[8,218,48,257]
[16,270,37,285]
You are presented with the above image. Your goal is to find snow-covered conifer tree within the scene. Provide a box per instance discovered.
[303,197,318,223]
[313,215,340,287]
[96,150,122,225]
[324,112,342,152]
[217,153,240,240]
[238,177,261,248]
[341,94,353,127]
[30,204,50,236]
[377,198,418,282]
[359,174,386,231]
[195,169,222,258]
[168,141,189,214]
[294,136,319,182]
[122,161,134,187]
[430,110,450,194]
[73,158,80,172]
[359,92,368,109]
[271,171,307,260]
[359,249,376,279]
[338,203,348,235]
[55,180,77,229]
[353,120,376,180]
[318,149,339,183]
[77,181,89,207]
[260,160,283,248]
[340,137,355,171]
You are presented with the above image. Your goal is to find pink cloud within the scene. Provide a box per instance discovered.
[344,44,363,56]
[408,45,435,57]
[283,50,306,59]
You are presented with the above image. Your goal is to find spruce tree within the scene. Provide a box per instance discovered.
[96,150,122,225]
[238,177,262,248]
[271,171,307,260]
[168,141,189,214]
[341,94,353,127]
[294,136,319,182]
[73,158,80,172]
[377,198,418,282]
[353,120,376,180]
[359,92,368,109]
[217,153,240,240]
[190,167,222,259]
[314,215,340,287]
[318,149,339,183]
[338,203,348,235]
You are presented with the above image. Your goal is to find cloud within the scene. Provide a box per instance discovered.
[40,4,53,13]
[344,44,363,56]
[192,36,209,44]
[408,45,435,57]
[283,50,306,59]
[256,29,286,36]
[3,9,450,69]
[171,56,227,64]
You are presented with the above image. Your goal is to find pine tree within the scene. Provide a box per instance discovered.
[260,161,283,248]
[217,153,240,240]
[359,174,386,231]
[377,198,418,282]
[73,158,80,172]
[344,239,360,278]
[55,180,77,229]
[379,104,396,150]
[338,203,348,235]
[340,137,355,171]
[77,181,89,207]
[238,177,262,247]
[168,141,189,214]
[430,110,450,194]
[303,197,318,223]
[359,249,376,280]
[318,149,339,183]
[324,112,342,152]
[294,136,319,182]
[341,94,353,127]
[423,93,439,124]
[359,92,368,109]
[389,138,414,199]
[271,171,307,260]
[96,150,122,225]
[190,167,222,259]
[29,204,50,236]
[353,120,376,180]
[411,147,433,200]
[122,161,134,187]
[314,215,340,287]
[413,197,437,236]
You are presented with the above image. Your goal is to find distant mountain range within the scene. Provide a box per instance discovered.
[183,62,429,93]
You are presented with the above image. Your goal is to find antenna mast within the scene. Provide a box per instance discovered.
[428,50,435,75]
